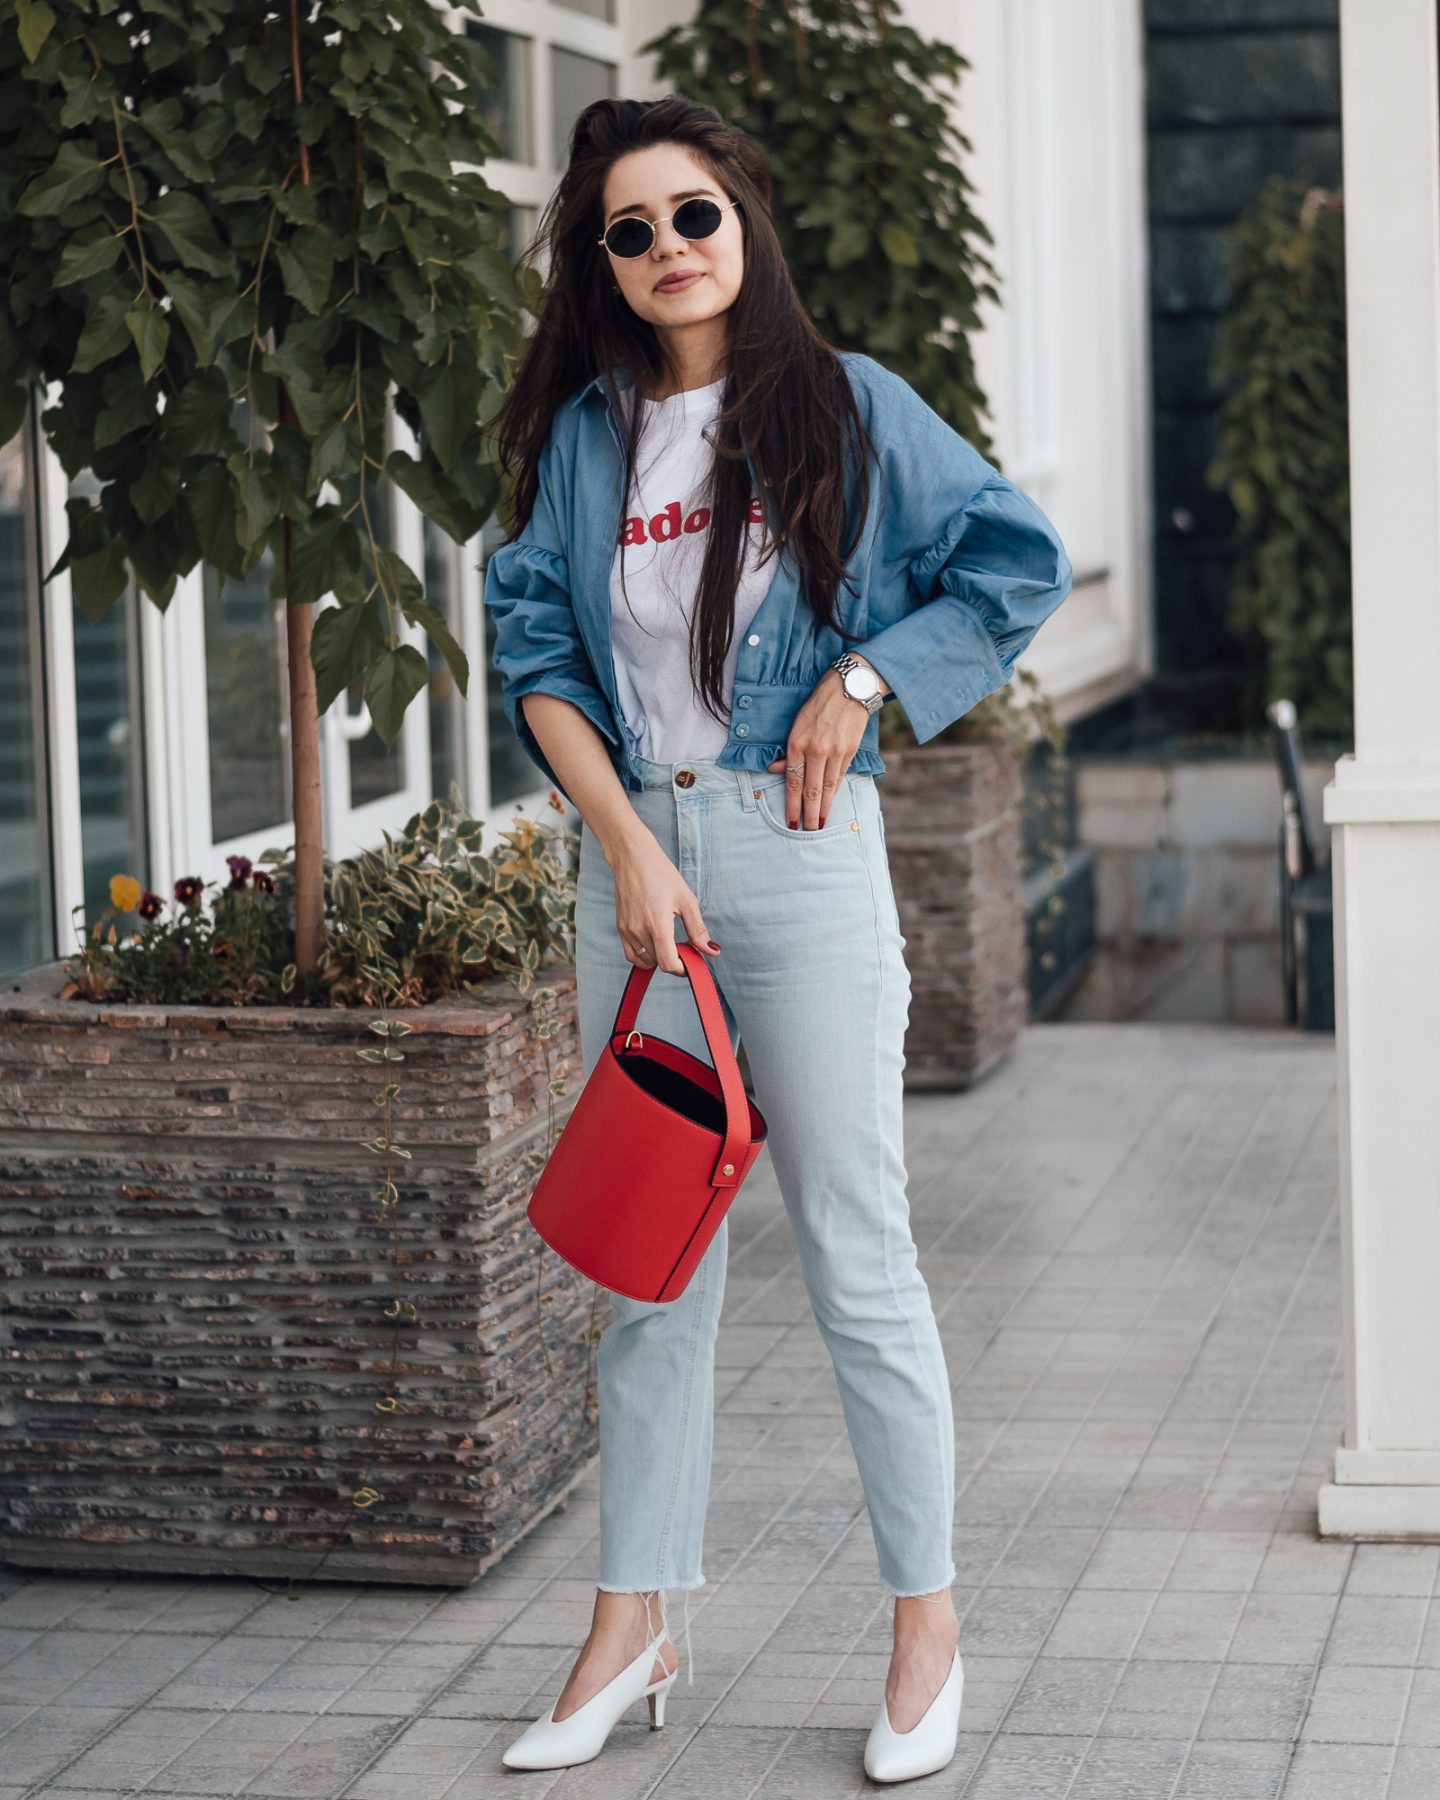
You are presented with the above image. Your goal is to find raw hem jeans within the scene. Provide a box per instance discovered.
[573,752,957,1605]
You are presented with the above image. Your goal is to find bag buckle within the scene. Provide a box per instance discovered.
[623,1030,644,1052]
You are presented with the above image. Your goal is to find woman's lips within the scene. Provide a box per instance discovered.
[655,271,703,293]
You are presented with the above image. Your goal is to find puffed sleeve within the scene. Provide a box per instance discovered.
[482,429,620,800]
[853,361,1073,744]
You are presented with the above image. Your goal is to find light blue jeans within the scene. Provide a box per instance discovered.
[573,752,957,1604]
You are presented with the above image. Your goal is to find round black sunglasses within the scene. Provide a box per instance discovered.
[597,196,741,260]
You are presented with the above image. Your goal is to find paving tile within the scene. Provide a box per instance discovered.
[1200,1661,1313,1741]
[44,1707,215,1791]
[1130,1588,1247,1661]
[1099,1658,1221,1741]
[1388,1746,1440,1800]
[1322,1595,1429,1667]
[1002,1657,1125,1737]
[964,1731,1091,1797]
[1171,1737,1292,1798]
[1400,1667,1440,1746]
[1066,1736,1191,1798]
[1344,1545,1438,1598]
[0,1705,126,1785]
[1276,1739,1394,1798]
[1229,1593,1337,1665]
[1299,1662,1412,1745]
[1040,1589,1154,1660]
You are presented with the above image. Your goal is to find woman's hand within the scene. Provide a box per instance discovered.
[766,665,877,830]
[610,832,722,976]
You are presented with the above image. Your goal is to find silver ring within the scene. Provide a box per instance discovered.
[785,762,805,774]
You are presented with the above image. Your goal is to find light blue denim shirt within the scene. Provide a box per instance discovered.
[483,351,1073,801]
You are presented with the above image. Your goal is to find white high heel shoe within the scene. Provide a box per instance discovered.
[500,1591,688,1771]
[863,1645,964,1784]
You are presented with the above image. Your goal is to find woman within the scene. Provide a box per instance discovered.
[483,95,1071,1782]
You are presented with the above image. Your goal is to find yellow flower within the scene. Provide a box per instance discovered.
[109,874,142,913]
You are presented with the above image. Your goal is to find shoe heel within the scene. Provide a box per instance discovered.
[648,1684,668,1729]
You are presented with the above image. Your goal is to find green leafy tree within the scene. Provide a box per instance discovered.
[1208,179,1351,739]
[0,0,535,971]
[643,0,999,454]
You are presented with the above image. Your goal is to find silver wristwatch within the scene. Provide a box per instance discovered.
[830,652,887,714]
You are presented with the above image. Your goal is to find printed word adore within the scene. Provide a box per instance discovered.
[619,494,765,547]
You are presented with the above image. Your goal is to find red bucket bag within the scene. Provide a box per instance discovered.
[527,942,768,1303]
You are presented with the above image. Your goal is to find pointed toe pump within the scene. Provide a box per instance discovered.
[501,1591,690,1772]
[863,1646,963,1784]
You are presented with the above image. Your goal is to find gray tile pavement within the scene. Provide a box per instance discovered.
[2,1023,1432,1797]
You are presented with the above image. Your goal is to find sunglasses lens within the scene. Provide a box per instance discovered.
[674,198,724,240]
[605,217,654,258]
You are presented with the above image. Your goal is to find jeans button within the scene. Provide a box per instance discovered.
[674,769,696,788]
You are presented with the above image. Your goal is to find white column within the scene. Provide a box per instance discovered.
[1318,0,1440,1539]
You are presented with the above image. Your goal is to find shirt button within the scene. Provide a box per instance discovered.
[735,724,750,737]
[746,634,760,646]
[738,695,751,708]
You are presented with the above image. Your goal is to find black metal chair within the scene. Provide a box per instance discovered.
[1266,699,1334,1031]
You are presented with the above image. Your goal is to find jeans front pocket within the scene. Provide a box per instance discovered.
[750,773,861,841]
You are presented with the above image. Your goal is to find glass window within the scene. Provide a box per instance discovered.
[424,516,466,806]
[551,48,616,170]
[0,420,53,977]
[72,575,148,928]
[341,475,408,808]
[465,22,531,164]
[203,554,291,843]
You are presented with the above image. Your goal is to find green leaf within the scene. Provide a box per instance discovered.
[404,595,469,697]
[312,594,387,713]
[18,140,101,215]
[55,226,121,287]
[308,417,353,489]
[825,218,870,270]
[228,450,280,550]
[0,383,28,447]
[70,540,130,621]
[372,544,423,610]
[74,290,138,373]
[276,229,338,314]
[125,303,170,383]
[187,461,244,575]
[364,641,429,744]
[417,364,471,469]
[880,221,919,267]
[164,368,234,456]
[150,191,233,277]
[288,512,363,606]
[130,446,181,525]
[384,448,489,544]
[16,0,57,62]
[163,268,247,365]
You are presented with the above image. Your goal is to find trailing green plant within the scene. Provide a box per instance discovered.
[1,0,536,974]
[1207,179,1351,740]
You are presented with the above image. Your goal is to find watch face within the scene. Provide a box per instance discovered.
[844,664,881,701]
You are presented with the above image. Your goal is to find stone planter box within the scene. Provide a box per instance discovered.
[879,740,1028,1090]
[0,959,602,1585]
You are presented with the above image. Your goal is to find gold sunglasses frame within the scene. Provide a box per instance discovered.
[596,197,741,258]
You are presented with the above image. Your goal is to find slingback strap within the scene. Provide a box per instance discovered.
[611,942,752,1190]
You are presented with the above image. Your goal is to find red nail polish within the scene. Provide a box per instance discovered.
[789,819,797,830]
[819,815,827,829]
[707,940,722,952]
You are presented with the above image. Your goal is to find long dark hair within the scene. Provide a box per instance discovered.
[487,95,876,729]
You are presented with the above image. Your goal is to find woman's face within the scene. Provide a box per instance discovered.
[600,143,744,335]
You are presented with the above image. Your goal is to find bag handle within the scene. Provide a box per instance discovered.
[610,942,752,1189]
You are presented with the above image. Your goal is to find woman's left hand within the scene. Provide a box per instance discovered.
[766,669,873,831]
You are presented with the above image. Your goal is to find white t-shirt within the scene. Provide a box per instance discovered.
[609,377,775,764]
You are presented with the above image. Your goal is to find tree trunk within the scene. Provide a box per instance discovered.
[284,580,325,974]
[279,378,324,975]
